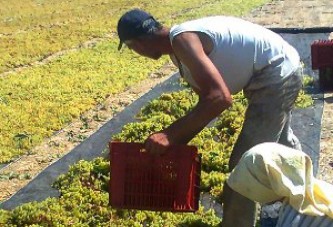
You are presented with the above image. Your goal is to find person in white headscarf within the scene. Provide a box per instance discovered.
[227,142,333,226]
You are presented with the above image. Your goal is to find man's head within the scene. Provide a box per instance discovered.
[117,9,162,51]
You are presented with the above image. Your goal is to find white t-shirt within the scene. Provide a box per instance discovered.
[169,16,300,94]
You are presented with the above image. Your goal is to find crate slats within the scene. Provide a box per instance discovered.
[109,141,201,212]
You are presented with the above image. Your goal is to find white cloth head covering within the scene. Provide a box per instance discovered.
[227,142,333,218]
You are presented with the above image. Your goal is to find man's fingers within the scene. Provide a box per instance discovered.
[144,132,170,154]
[145,139,166,155]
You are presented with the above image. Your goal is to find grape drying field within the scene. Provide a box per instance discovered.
[0,0,317,226]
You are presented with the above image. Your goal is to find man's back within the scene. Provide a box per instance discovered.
[169,16,300,94]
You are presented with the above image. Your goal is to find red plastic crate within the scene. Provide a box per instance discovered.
[109,141,201,212]
[311,40,333,70]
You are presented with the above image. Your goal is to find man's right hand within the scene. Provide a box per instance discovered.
[144,131,171,155]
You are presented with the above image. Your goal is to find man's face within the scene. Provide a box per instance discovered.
[124,39,162,60]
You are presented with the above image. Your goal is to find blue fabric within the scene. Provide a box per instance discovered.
[261,217,279,227]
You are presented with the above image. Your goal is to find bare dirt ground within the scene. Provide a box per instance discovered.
[1,0,333,203]
[318,93,333,184]
[243,0,333,28]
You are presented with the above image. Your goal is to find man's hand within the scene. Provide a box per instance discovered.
[144,132,171,155]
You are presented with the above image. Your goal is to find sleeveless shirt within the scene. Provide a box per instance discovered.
[169,16,300,94]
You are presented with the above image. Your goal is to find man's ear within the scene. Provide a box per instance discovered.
[135,36,153,49]
[135,38,147,49]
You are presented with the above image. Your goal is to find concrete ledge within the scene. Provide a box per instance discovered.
[269,27,333,34]
[292,91,323,176]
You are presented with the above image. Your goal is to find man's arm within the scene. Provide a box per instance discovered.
[145,32,232,154]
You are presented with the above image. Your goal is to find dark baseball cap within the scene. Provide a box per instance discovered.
[117,9,159,50]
